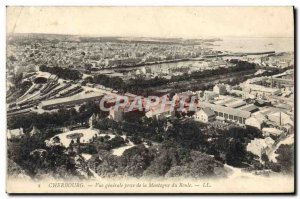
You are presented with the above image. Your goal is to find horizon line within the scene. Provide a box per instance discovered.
[7,32,294,39]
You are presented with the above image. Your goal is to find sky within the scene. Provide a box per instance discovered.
[7,7,294,38]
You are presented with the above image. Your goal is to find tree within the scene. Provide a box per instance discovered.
[131,134,142,145]
[225,139,247,166]
[39,66,82,80]
[118,145,155,177]
[165,120,205,150]
[276,144,294,173]
[108,135,125,149]
[261,153,269,163]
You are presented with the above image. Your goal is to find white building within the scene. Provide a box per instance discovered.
[242,84,281,100]
[140,67,146,74]
[194,108,215,123]
[198,101,251,125]
[246,137,275,160]
[262,128,284,137]
[145,104,173,119]
[245,116,265,130]
[7,128,24,139]
[268,111,293,127]
[213,84,227,95]
[203,91,218,101]
[109,107,124,122]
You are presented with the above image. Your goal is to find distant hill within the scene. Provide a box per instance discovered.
[8,33,221,45]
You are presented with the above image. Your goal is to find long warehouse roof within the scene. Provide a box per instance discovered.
[198,101,251,118]
[41,92,104,107]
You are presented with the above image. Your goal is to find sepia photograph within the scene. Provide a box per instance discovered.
[5,6,295,194]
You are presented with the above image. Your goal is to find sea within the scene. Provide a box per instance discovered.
[207,37,294,53]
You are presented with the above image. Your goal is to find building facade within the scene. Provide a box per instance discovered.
[195,108,215,123]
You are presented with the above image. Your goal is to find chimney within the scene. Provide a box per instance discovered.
[270,76,273,88]
[279,112,282,126]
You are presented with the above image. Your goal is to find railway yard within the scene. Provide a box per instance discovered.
[6,71,116,117]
